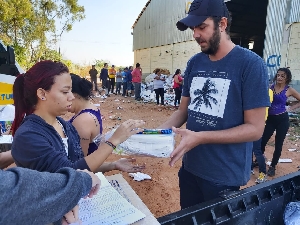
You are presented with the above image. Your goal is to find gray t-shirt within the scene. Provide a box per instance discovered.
[182,45,270,186]
[116,72,123,82]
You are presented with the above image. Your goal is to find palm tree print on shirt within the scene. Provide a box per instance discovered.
[192,78,218,110]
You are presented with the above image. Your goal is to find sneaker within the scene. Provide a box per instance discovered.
[267,166,276,177]
[124,96,127,98]
[131,95,135,98]
[251,170,255,175]
[255,172,267,183]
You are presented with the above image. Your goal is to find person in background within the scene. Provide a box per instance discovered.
[126,66,134,97]
[173,69,183,107]
[69,73,145,172]
[261,67,300,177]
[0,166,100,225]
[153,68,165,106]
[252,88,273,183]
[132,63,142,101]
[108,65,116,94]
[158,0,269,209]
[100,63,109,96]
[116,68,123,95]
[11,60,145,174]
[122,67,128,97]
[89,65,98,91]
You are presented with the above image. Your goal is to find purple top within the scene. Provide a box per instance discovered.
[70,108,103,155]
[268,84,289,115]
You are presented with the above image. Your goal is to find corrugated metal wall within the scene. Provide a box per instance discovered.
[263,0,288,79]
[133,0,299,79]
[289,0,300,23]
[132,0,193,51]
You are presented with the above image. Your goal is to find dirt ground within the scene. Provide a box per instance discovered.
[72,93,300,219]
[6,92,300,219]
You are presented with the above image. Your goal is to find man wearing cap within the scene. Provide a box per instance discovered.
[159,0,270,209]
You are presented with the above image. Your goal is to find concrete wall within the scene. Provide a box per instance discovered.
[280,22,300,92]
[134,40,199,78]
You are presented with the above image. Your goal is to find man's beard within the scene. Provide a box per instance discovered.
[195,27,221,55]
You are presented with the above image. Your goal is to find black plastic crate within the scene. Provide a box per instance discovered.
[158,171,300,225]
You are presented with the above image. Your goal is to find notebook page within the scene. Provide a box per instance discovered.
[78,172,146,225]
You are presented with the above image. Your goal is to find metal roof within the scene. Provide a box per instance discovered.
[132,0,152,29]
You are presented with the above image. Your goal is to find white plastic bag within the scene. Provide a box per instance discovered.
[104,128,174,158]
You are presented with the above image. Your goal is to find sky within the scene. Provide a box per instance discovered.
[57,0,149,67]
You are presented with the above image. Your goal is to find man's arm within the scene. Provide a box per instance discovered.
[0,167,93,225]
[169,107,266,166]
[158,96,189,129]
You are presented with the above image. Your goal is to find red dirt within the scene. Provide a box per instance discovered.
[7,93,300,219]
[79,94,300,218]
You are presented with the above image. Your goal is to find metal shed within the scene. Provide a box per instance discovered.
[132,0,300,79]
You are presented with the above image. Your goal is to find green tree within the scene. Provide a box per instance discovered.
[0,0,85,69]
[94,59,110,69]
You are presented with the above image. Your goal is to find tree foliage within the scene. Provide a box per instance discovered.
[0,0,85,69]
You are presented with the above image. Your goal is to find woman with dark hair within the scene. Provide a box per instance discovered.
[173,69,183,107]
[153,68,165,105]
[11,60,145,174]
[69,73,145,172]
[261,67,300,176]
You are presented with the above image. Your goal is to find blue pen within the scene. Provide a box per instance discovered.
[137,129,172,134]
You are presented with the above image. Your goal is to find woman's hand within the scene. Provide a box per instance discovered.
[114,158,146,172]
[109,119,145,145]
[78,169,101,198]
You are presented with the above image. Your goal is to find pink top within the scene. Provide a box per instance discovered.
[131,68,142,83]
[173,74,183,88]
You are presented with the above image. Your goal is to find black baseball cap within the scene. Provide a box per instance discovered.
[177,0,229,31]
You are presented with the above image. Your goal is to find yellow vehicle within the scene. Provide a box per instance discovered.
[0,40,24,109]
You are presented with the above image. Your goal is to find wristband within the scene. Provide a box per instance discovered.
[104,140,116,149]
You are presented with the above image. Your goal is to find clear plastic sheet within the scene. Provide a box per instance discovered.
[92,133,106,147]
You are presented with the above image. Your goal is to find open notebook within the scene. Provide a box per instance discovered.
[78,172,146,225]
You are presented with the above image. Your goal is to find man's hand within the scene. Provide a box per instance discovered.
[78,169,101,198]
[62,205,81,225]
[169,127,199,167]
[114,158,146,172]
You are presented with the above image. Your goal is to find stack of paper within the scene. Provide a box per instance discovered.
[78,173,145,225]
